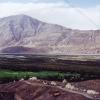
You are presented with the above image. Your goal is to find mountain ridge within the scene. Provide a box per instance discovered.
[0,14,100,54]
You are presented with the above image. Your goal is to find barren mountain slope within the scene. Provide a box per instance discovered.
[0,15,100,54]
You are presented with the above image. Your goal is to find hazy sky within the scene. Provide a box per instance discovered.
[0,0,99,7]
[0,0,100,30]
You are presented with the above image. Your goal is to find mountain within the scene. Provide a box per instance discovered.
[0,14,100,54]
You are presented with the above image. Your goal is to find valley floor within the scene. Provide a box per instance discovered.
[0,55,100,100]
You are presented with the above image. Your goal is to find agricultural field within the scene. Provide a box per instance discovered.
[0,54,100,83]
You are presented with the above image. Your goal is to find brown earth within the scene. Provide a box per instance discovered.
[74,79,100,92]
[0,80,92,100]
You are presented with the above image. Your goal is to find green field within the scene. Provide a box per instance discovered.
[0,70,81,81]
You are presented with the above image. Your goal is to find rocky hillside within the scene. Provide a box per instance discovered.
[0,14,100,54]
[0,79,94,100]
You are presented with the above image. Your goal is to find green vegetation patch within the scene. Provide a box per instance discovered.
[0,70,80,80]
